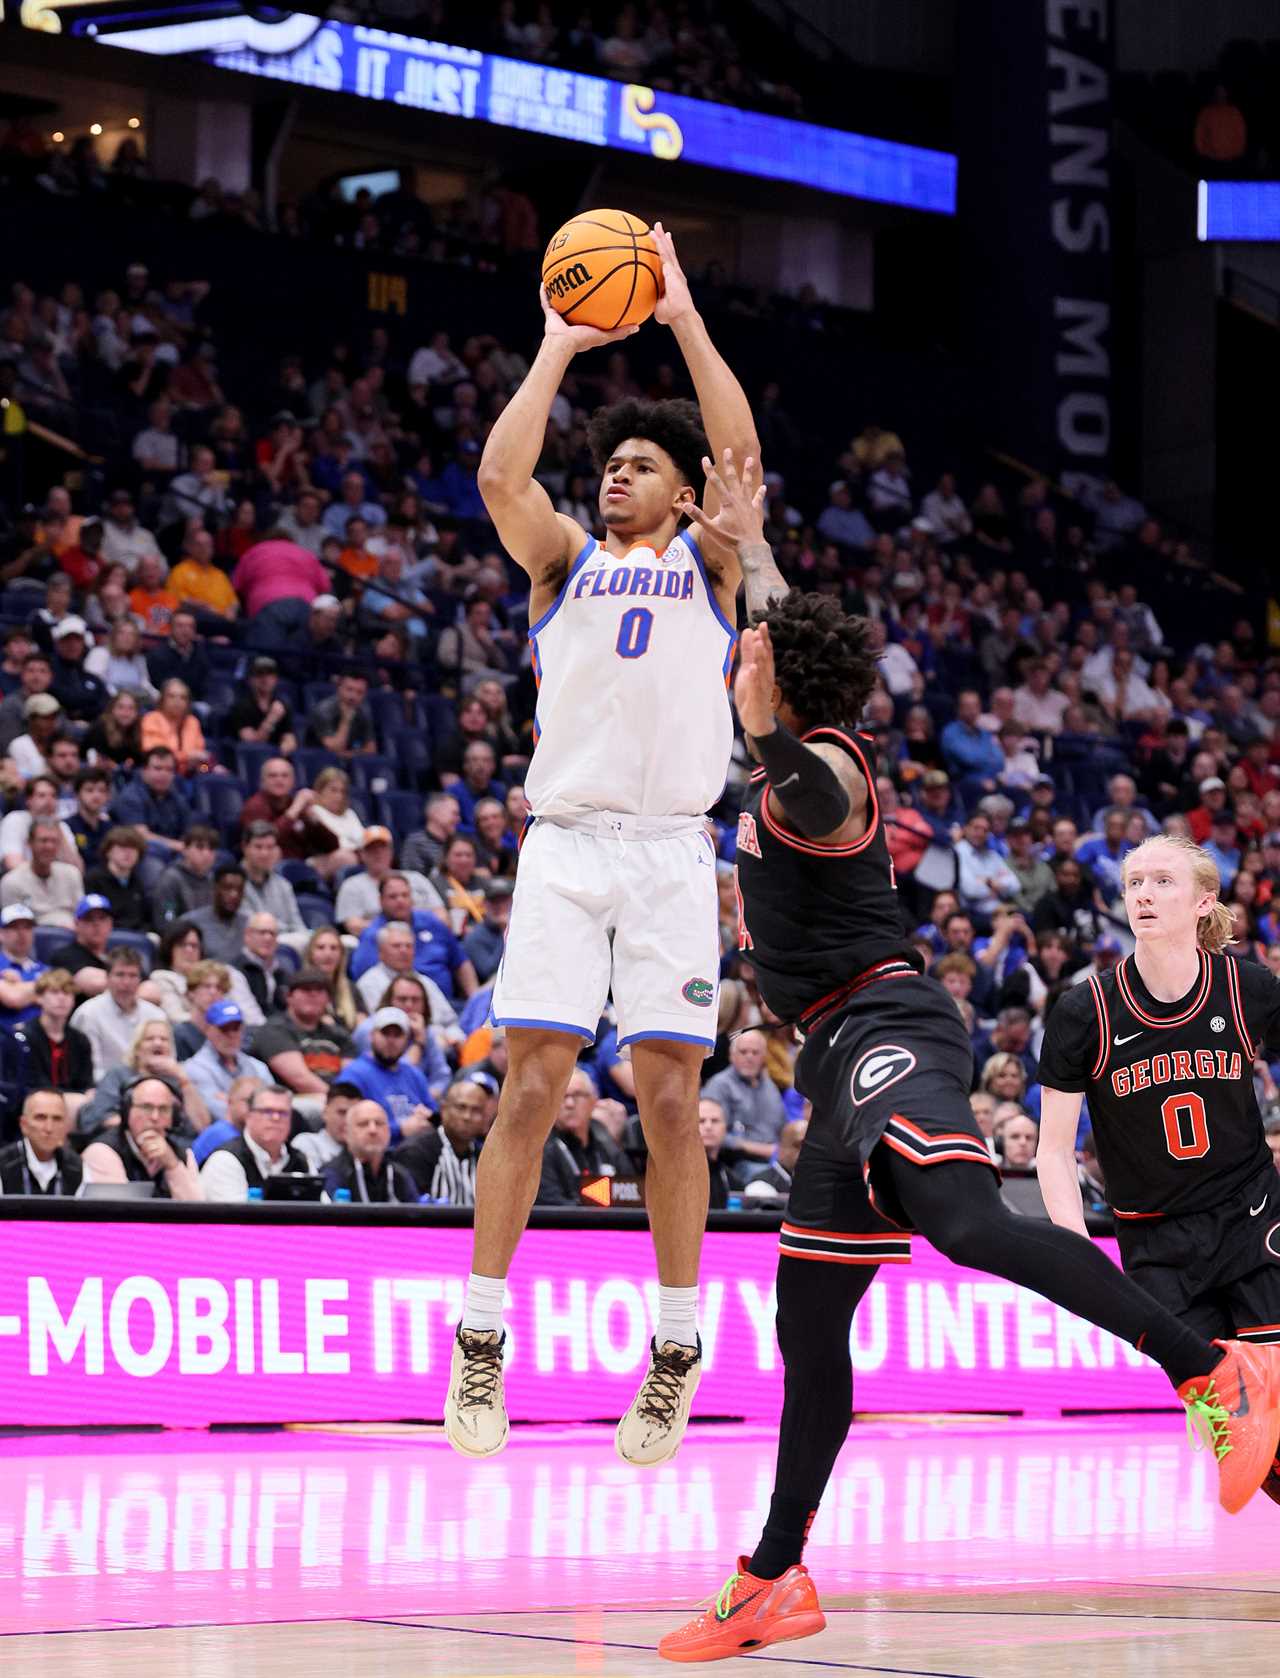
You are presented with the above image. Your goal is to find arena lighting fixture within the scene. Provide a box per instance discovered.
[51,130,64,142]
[127,116,140,128]
[88,122,101,134]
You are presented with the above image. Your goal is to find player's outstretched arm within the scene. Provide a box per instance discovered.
[478,290,638,583]
[652,224,759,581]
[685,449,787,619]
[1036,1088,1090,1238]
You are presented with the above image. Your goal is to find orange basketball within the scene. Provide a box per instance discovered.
[542,208,662,331]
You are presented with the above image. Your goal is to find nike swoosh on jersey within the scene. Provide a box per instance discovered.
[829,1019,848,1046]
[774,773,800,790]
[1250,1197,1269,1217]
[1114,1031,1142,1046]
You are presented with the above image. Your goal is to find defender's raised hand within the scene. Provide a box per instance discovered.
[685,449,768,551]
[735,622,779,738]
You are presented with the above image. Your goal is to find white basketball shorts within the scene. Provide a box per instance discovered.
[491,811,721,1049]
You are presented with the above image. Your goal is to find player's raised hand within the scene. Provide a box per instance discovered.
[652,221,695,325]
[540,284,640,353]
[735,622,778,737]
[685,449,768,549]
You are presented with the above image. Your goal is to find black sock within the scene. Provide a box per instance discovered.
[749,1255,879,1577]
[885,1155,1220,1391]
[749,1494,817,1579]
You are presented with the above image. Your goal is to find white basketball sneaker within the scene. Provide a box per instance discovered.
[615,1337,702,1466]
[444,1327,509,1458]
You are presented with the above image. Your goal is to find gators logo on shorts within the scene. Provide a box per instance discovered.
[849,1044,917,1107]
[681,977,715,1006]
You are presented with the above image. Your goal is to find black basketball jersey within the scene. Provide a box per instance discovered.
[734,728,919,1025]
[1038,950,1280,1218]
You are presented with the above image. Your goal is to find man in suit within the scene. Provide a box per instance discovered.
[0,1088,82,1196]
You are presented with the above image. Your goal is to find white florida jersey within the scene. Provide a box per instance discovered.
[525,530,737,819]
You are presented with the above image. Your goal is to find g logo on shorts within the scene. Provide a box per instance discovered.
[850,1044,917,1107]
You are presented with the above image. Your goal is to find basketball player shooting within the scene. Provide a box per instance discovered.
[444,226,787,1465]
[1038,835,1280,1507]
[656,460,1280,1663]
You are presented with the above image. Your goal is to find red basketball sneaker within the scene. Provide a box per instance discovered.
[1177,1340,1280,1514]
[658,1559,826,1663]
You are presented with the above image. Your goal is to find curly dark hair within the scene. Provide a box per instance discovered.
[758,589,878,730]
[587,398,708,491]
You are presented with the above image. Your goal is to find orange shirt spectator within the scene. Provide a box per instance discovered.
[141,683,208,775]
[130,584,180,635]
[1194,87,1247,163]
[339,543,378,581]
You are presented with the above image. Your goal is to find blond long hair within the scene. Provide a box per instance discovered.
[1121,835,1235,953]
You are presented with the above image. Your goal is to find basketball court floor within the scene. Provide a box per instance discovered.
[2,1416,1276,1675]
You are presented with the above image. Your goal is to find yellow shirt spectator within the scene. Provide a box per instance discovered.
[167,558,238,617]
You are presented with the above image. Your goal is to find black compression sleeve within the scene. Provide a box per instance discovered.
[749,722,851,837]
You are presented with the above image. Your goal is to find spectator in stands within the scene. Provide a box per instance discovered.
[80,1073,202,1199]
[920,472,972,545]
[162,444,231,528]
[431,834,486,933]
[702,1028,786,1172]
[994,1108,1039,1170]
[84,825,149,929]
[83,617,156,700]
[146,609,211,695]
[1030,855,1107,945]
[464,879,514,982]
[240,757,330,862]
[1012,660,1069,734]
[187,864,249,966]
[277,488,327,555]
[184,1000,270,1126]
[0,654,56,756]
[0,818,81,927]
[699,1096,733,1211]
[140,679,209,776]
[240,823,307,942]
[111,746,191,858]
[400,792,463,877]
[335,825,444,934]
[322,469,386,539]
[743,1115,808,1203]
[153,824,219,925]
[0,1088,83,1198]
[252,968,354,1097]
[231,530,329,618]
[394,1073,488,1204]
[536,1065,629,1205]
[341,1006,436,1142]
[191,1072,265,1166]
[76,1015,211,1140]
[50,616,108,722]
[0,774,77,870]
[941,689,1003,799]
[351,872,476,1002]
[954,811,1021,919]
[128,552,180,636]
[306,670,376,760]
[0,903,45,1032]
[200,1083,311,1202]
[241,913,290,1013]
[815,480,874,555]
[227,656,296,753]
[168,528,239,624]
[303,925,363,1033]
[293,1080,359,1175]
[1194,83,1247,167]
[1075,808,1134,908]
[324,1098,418,1203]
[8,693,64,783]
[1005,817,1055,912]
[82,690,143,773]
[73,945,167,1083]
[99,489,163,576]
[12,970,93,1117]
[45,893,113,996]
[351,920,460,1037]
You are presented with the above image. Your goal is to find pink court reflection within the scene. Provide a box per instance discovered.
[0,1417,1271,1637]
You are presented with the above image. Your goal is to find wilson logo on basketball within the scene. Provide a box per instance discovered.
[546,263,591,299]
[850,1045,917,1107]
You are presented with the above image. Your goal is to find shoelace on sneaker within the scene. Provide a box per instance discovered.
[457,1338,504,1411]
[1181,1377,1232,1462]
[714,1571,746,1621]
[636,1346,694,1426]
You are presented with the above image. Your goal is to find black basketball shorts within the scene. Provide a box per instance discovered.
[780,972,999,1266]
[1116,1162,1280,1346]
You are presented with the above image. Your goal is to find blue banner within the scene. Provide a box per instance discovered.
[79,11,955,214]
[1198,180,1280,241]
